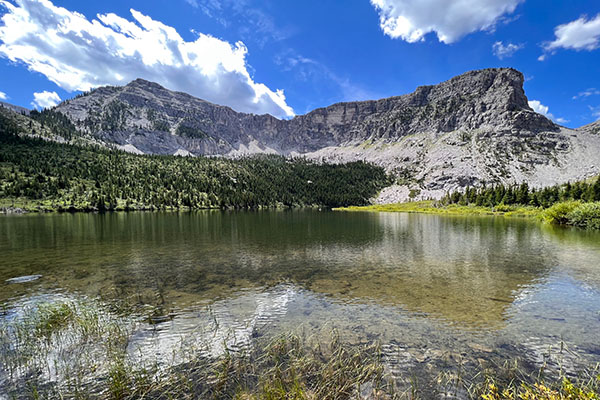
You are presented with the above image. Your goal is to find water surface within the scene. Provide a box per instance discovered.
[1,211,600,390]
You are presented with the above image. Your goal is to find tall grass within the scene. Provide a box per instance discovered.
[0,298,131,398]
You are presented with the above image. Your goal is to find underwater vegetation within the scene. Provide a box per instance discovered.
[1,299,599,399]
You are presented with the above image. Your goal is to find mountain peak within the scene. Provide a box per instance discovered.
[126,78,161,88]
[54,67,558,155]
[436,67,530,110]
[27,67,600,202]
[0,101,30,115]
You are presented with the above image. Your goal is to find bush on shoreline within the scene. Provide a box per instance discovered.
[541,201,600,229]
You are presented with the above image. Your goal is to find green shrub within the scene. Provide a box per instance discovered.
[567,202,600,229]
[176,124,207,139]
[541,201,582,225]
[495,204,514,212]
[408,188,421,199]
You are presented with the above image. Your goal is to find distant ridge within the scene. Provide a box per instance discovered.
[0,101,30,116]
[5,68,600,202]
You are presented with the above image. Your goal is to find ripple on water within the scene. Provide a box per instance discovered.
[5,274,42,284]
[126,285,296,367]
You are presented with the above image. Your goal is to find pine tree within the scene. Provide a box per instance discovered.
[593,177,600,202]
[516,182,530,205]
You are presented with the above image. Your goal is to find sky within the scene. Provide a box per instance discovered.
[0,0,599,128]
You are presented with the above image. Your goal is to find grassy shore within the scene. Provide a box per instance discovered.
[336,200,600,230]
[334,201,542,218]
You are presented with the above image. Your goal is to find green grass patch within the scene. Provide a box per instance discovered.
[338,200,600,230]
[335,201,542,218]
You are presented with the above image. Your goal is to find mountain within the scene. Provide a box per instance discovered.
[579,120,600,135]
[0,101,30,115]
[16,68,600,201]
[55,68,554,154]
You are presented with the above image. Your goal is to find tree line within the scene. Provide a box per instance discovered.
[441,179,600,208]
[0,127,391,212]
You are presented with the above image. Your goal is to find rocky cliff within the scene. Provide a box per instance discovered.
[579,120,600,135]
[47,68,600,201]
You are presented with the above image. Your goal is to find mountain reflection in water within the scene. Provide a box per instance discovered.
[1,210,600,379]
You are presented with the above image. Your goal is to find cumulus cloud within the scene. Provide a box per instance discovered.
[528,100,567,125]
[0,0,294,118]
[540,14,600,60]
[0,91,7,100]
[370,0,523,44]
[31,90,61,109]
[529,100,549,116]
[492,41,523,59]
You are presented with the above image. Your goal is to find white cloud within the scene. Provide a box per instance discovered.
[274,50,375,106]
[540,14,600,60]
[0,0,294,118]
[528,100,549,116]
[555,117,568,124]
[573,88,600,100]
[492,41,523,59]
[370,0,523,44]
[31,90,61,109]
[528,100,568,125]
[0,90,7,100]
[589,106,600,120]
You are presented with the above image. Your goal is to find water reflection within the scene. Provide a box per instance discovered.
[1,212,599,327]
[2,210,600,390]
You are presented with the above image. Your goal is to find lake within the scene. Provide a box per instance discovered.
[1,210,600,396]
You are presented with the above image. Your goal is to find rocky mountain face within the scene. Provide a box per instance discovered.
[579,120,600,135]
[1,101,29,115]
[55,68,554,154]
[35,68,600,201]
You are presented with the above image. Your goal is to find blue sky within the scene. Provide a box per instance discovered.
[0,0,599,128]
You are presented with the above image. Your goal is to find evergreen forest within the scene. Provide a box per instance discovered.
[0,126,391,212]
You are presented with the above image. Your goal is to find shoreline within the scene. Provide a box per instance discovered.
[335,200,600,230]
[334,200,542,218]
[0,200,327,215]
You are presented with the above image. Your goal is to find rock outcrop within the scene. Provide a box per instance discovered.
[49,68,600,202]
[0,101,30,115]
[578,120,600,135]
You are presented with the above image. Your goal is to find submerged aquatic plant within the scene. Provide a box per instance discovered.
[1,298,600,399]
[0,298,390,399]
[0,298,132,397]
